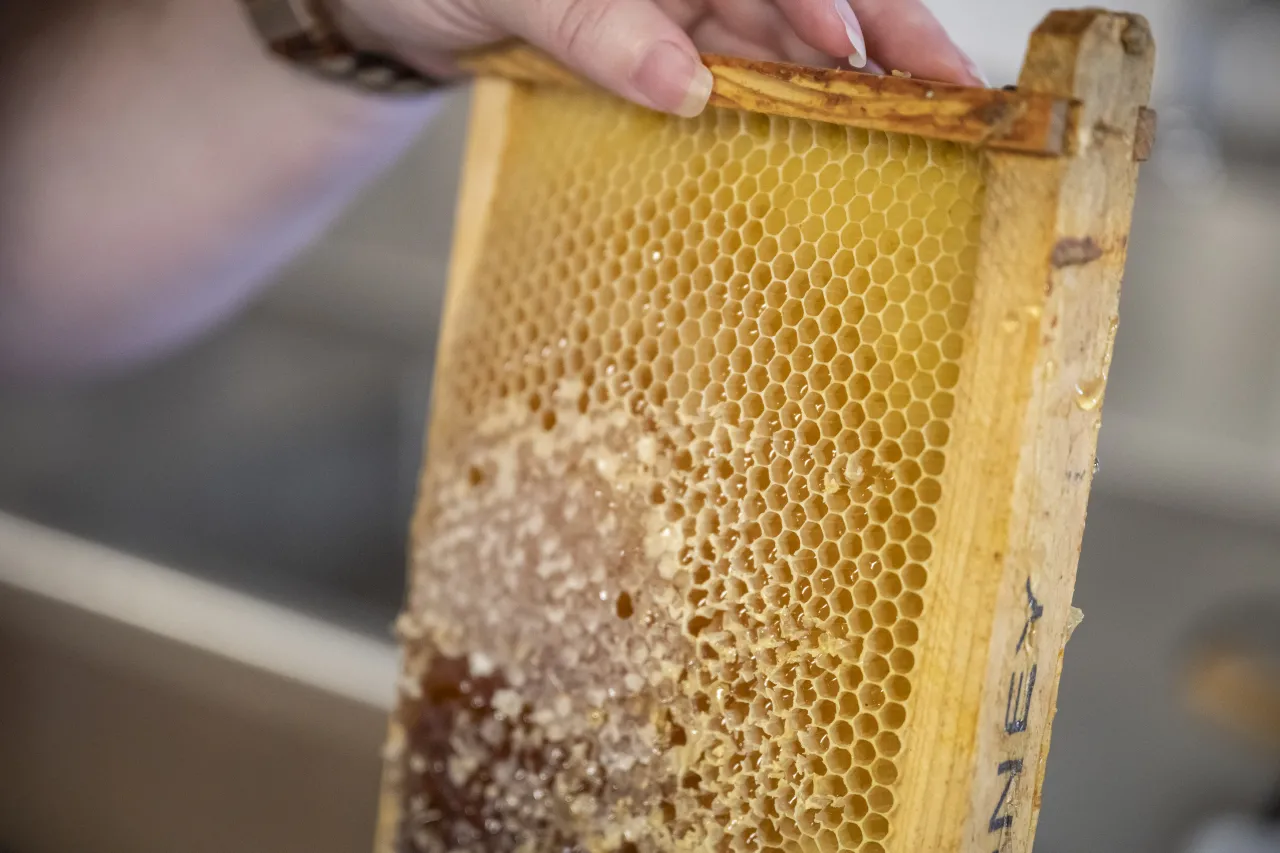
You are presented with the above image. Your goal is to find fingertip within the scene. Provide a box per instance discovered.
[678,63,715,117]
[960,53,991,87]
[504,0,712,118]
[832,0,867,68]
[926,53,988,87]
[853,0,984,86]
[774,0,865,64]
[896,53,982,87]
[633,41,713,117]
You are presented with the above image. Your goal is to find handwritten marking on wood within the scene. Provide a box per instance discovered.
[987,577,1043,852]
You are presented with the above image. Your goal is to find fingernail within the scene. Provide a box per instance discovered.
[634,41,713,118]
[834,0,867,69]
[961,52,991,87]
[864,59,886,75]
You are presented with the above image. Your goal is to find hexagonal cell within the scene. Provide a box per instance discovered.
[409,95,993,851]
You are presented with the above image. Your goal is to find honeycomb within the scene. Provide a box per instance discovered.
[391,83,984,853]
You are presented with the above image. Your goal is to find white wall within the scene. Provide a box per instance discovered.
[925,0,1187,96]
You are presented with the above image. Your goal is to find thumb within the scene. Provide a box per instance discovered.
[478,0,714,117]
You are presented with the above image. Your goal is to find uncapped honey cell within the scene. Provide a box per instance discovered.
[394,86,984,853]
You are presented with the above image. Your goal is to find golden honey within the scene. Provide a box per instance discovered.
[392,85,985,853]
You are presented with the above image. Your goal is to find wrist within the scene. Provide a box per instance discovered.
[242,0,466,95]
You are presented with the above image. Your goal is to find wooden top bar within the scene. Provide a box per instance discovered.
[458,44,1078,156]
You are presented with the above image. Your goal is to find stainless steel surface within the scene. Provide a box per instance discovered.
[0,515,395,853]
[1039,496,1280,853]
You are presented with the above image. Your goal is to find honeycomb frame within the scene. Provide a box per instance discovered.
[377,10,1155,853]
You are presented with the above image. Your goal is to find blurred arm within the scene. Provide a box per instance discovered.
[0,0,441,379]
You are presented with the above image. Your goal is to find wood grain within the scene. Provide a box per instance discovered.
[372,76,517,853]
[458,44,1077,156]
[889,9,1155,853]
[705,55,1073,155]
[381,10,1155,853]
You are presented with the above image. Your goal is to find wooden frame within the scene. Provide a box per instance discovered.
[380,9,1155,853]
[458,46,1080,156]
[897,11,1153,851]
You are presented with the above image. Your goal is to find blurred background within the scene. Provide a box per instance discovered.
[3,1,1280,852]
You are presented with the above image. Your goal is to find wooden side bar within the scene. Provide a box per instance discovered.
[888,10,1155,853]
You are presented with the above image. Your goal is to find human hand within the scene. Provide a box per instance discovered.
[336,0,988,117]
